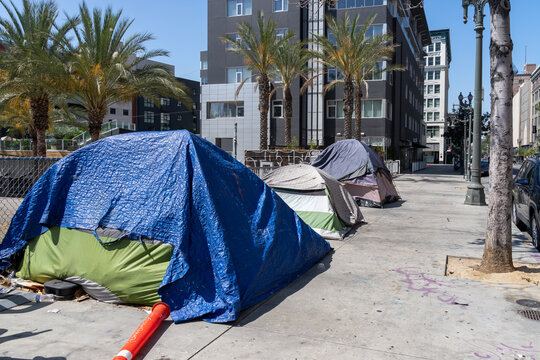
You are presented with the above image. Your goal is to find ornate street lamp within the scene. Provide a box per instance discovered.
[462,0,487,205]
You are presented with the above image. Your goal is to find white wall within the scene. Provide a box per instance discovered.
[201,83,260,163]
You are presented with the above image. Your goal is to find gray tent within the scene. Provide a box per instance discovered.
[263,164,363,240]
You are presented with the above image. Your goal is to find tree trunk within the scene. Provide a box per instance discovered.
[29,95,49,157]
[88,106,107,142]
[354,87,363,141]
[258,74,270,150]
[284,84,293,146]
[30,128,38,157]
[480,0,514,273]
[343,76,354,139]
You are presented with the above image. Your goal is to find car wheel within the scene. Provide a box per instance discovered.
[532,213,540,251]
[513,201,527,231]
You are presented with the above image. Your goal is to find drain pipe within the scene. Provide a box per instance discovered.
[113,302,171,360]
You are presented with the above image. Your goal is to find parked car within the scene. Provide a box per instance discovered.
[481,159,489,176]
[513,158,540,250]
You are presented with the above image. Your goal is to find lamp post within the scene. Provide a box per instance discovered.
[462,0,487,205]
[457,92,473,179]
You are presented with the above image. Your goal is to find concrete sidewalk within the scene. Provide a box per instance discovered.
[2,165,540,359]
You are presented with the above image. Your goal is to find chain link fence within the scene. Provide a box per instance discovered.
[0,156,60,241]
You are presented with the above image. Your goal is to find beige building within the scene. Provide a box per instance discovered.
[513,64,539,150]
[423,29,451,164]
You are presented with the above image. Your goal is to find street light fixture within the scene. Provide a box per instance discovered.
[462,0,488,206]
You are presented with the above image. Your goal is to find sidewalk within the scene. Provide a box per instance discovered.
[2,165,539,359]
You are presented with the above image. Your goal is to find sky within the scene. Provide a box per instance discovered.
[0,0,538,113]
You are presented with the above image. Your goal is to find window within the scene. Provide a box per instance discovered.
[144,111,154,124]
[227,67,251,83]
[427,126,440,137]
[362,100,382,118]
[428,57,433,66]
[201,60,208,70]
[426,71,433,80]
[275,29,288,40]
[225,34,238,49]
[427,99,433,108]
[272,100,283,118]
[434,71,440,80]
[327,66,343,82]
[330,0,384,9]
[327,100,337,118]
[161,98,170,106]
[365,24,384,38]
[428,85,434,94]
[428,44,434,52]
[435,42,441,51]
[434,84,440,94]
[366,61,383,80]
[434,112,440,121]
[216,138,234,155]
[435,56,441,66]
[110,108,116,114]
[207,102,244,118]
[227,0,251,16]
[434,98,440,108]
[327,100,347,118]
[144,98,154,108]
[273,0,287,12]
[161,113,170,131]
[201,77,208,85]
[123,109,129,116]
[427,112,433,121]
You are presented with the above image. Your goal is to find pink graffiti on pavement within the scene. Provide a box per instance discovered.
[466,339,540,359]
[531,253,540,262]
[395,267,468,307]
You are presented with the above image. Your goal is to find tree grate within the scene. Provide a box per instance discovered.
[518,310,540,321]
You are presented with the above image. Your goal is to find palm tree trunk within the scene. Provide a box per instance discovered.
[29,95,49,157]
[258,74,270,150]
[480,0,514,273]
[354,87,363,141]
[88,107,107,142]
[343,76,354,139]
[284,85,293,146]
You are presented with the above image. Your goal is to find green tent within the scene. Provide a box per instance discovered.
[263,164,363,240]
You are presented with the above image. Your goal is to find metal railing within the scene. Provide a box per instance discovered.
[385,160,401,176]
[0,156,60,240]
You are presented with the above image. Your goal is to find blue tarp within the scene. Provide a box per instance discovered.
[0,131,330,323]
[312,139,389,180]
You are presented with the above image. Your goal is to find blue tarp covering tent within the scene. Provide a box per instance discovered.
[0,131,330,323]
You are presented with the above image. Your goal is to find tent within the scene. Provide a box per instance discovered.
[312,139,400,208]
[263,164,363,240]
[0,130,330,323]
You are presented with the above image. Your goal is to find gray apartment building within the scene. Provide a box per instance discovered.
[200,0,430,167]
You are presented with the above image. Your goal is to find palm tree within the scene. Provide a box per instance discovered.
[308,14,363,139]
[0,0,77,156]
[223,12,287,150]
[351,14,402,141]
[69,2,192,142]
[271,36,311,146]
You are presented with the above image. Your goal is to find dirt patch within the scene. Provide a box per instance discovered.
[446,256,540,286]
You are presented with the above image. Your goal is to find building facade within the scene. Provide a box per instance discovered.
[200,0,430,166]
[135,77,201,134]
[422,29,451,164]
[512,64,538,150]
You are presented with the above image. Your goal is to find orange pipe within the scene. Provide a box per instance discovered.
[113,302,171,360]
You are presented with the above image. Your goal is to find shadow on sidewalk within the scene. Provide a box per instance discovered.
[234,250,335,326]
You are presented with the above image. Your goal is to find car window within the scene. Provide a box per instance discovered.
[518,162,531,179]
[527,165,535,186]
